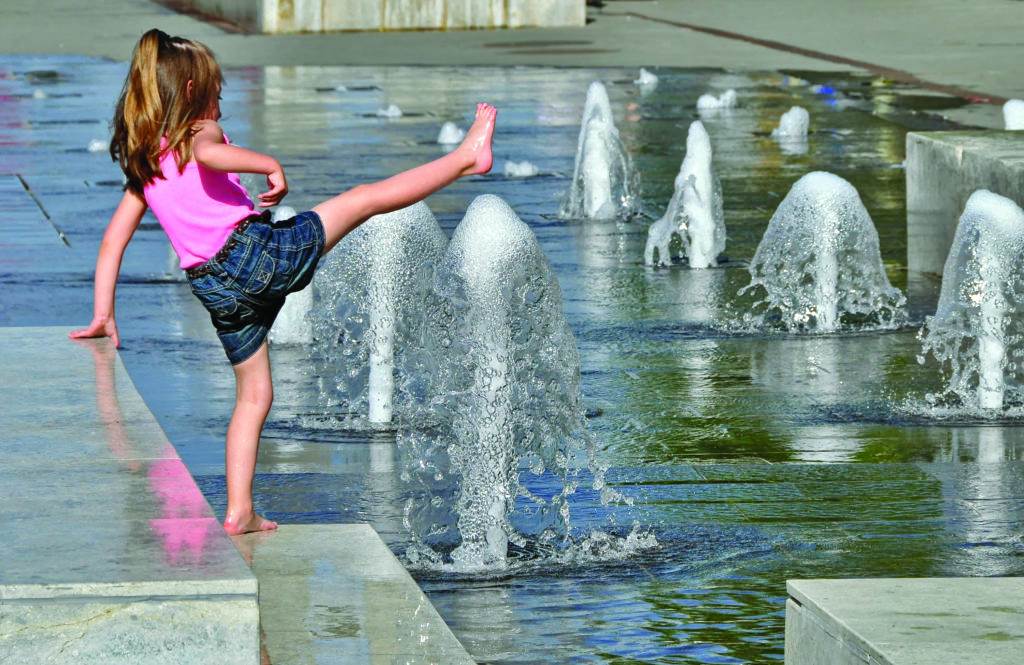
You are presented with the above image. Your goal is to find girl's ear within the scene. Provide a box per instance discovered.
[186,79,193,101]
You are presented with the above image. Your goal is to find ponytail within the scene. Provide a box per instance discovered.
[110,29,223,193]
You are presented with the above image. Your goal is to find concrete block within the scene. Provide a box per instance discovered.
[384,0,445,30]
[173,0,586,31]
[235,524,476,664]
[445,0,505,29]
[785,577,1024,665]
[508,0,585,28]
[264,0,323,33]
[906,131,1024,275]
[0,596,258,665]
[323,0,382,31]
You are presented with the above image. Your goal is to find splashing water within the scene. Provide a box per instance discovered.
[696,89,737,111]
[437,121,465,144]
[376,104,403,118]
[918,191,1024,411]
[399,195,606,571]
[634,68,658,95]
[644,120,725,269]
[739,172,905,333]
[772,106,809,139]
[1004,100,1024,130]
[503,160,539,178]
[772,106,810,156]
[560,81,640,220]
[311,202,447,424]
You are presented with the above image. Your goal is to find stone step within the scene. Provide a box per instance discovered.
[234,524,475,665]
[785,577,1024,664]
[906,131,1024,275]
[0,328,259,664]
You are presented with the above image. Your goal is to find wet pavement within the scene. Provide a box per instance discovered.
[2,57,1023,663]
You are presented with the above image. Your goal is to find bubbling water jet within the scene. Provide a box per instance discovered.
[740,172,905,332]
[919,191,1024,411]
[312,202,447,424]
[400,195,591,570]
[644,121,725,268]
[561,81,639,220]
[1003,100,1024,130]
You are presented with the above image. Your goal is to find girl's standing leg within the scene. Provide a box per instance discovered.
[223,341,278,535]
[314,103,497,253]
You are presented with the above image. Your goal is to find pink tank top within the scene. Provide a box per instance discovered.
[143,135,255,269]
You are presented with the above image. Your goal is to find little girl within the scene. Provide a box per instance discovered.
[70,29,497,535]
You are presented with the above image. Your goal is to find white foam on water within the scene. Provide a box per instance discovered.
[561,81,640,220]
[644,121,725,269]
[87,138,107,153]
[1003,99,1024,130]
[634,68,658,95]
[696,89,737,111]
[503,160,539,178]
[32,89,47,99]
[634,68,658,86]
[311,201,447,426]
[919,191,1024,412]
[437,121,465,144]
[739,171,905,333]
[771,106,809,139]
[376,104,403,118]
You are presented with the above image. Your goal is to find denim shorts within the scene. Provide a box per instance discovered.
[186,209,326,365]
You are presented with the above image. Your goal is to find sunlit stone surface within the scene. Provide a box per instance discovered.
[236,524,474,664]
[0,330,257,664]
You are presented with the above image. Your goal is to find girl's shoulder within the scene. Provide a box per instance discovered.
[191,119,226,144]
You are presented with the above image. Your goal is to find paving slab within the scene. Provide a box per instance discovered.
[906,131,1024,274]
[234,524,475,665]
[785,577,1024,665]
[0,327,258,664]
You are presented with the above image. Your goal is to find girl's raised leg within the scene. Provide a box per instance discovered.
[223,341,278,535]
[314,103,497,253]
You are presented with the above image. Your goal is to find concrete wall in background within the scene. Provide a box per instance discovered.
[906,131,1024,275]
[182,0,586,33]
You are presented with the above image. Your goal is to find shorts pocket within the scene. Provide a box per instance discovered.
[242,250,276,296]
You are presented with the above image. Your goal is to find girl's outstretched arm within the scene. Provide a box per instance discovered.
[69,189,147,348]
[192,120,288,208]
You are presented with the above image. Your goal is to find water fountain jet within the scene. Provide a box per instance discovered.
[644,121,725,268]
[919,191,1024,410]
[741,171,904,332]
[401,195,587,569]
[313,202,447,424]
[561,81,639,220]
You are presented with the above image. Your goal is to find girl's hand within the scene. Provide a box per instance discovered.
[259,165,288,208]
[69,316,121,349]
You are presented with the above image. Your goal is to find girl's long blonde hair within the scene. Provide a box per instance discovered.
[111,29,223,193]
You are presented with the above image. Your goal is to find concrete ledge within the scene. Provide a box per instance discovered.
[785,578,1024,664]
[235,524,475,664]
[178,0,585,33]
[0,328,258,664]
[906,131,1024,275]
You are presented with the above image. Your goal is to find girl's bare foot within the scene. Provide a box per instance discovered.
[223,510,278,535]
[459,103,497,176]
